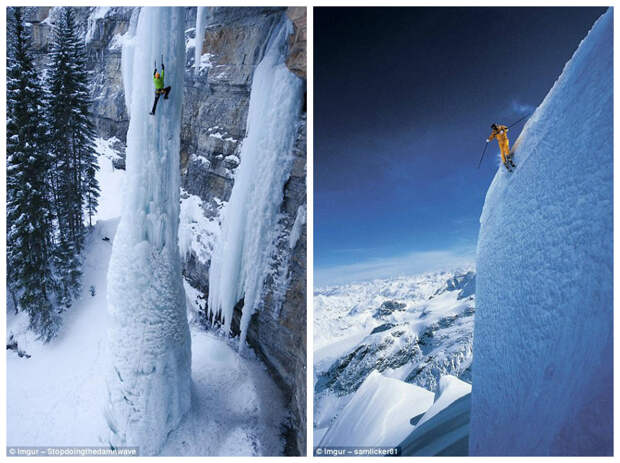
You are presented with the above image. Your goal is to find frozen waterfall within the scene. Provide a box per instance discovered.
[194,7,208,76]
[104,7,191,456]
[207,15,303,345]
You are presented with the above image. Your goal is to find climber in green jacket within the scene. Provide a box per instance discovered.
[150,62,171,115]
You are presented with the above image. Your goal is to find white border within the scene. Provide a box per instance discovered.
[2,2,619,463]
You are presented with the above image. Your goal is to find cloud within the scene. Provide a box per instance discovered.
[314,247,476,287]
[510,100,535,115]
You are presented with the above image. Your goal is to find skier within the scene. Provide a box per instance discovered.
[149,62,171,115]
[487,123,515,171]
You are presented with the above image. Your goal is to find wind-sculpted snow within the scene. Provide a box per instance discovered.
[414,375,471,429]
[105,7,191,455]
[317,372,471,453]
[470,9,612,456]
[313,270,474,442]
[207,14,303,346]
[318,371,435,448]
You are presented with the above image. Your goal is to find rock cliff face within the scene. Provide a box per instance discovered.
[25,7,134,140]
[184,8,307,455]
[23,6,306,456]
[285,7,306,79]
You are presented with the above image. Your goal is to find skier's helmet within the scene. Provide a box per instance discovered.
[155,72,160,79]
[491,123,498,130]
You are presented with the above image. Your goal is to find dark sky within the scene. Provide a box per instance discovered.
[314,6,608,285]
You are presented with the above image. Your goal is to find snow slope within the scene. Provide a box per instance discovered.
[7,154,287,456]
[317,372,471,454]
[159,329,287,456]
[398,392,471,456]
[91,137,125,223]
[392,376,471,456]
[7,220,116,447]
[415,375,471,428]
[104,7,192,454]
[470,9,612,456]
[6,137,125,447]
[318,370,434,448]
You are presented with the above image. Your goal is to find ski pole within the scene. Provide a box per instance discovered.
[507,112,532,129]
[477,142,489,169]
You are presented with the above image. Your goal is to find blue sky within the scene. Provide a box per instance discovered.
[314,6,608,286]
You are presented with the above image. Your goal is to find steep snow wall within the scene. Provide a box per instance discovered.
[470,10,612,456]
[104,7,191,455]
[207,14,303,346]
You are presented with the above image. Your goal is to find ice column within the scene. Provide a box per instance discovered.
[104,7,191,456]
[207,15,303,345]
[194,7,208,76]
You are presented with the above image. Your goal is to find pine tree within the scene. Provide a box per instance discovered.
[47,7,100,303]
[7,7,61,341]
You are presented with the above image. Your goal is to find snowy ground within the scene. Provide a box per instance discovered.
[91,137,125,224]
[6,142,287,456]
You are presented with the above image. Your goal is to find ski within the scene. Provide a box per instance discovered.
[505,153,516,172]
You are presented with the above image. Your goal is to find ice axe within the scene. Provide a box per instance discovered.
[477,142,488,169]
[478,112,531,168]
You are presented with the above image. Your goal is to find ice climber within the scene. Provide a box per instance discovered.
[487,123,515,170]
[150,62,171,115]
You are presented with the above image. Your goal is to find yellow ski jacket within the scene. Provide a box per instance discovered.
[488,125,511,162]
[488,125,509,145]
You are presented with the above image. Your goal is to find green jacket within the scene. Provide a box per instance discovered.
[153,68,164,89]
